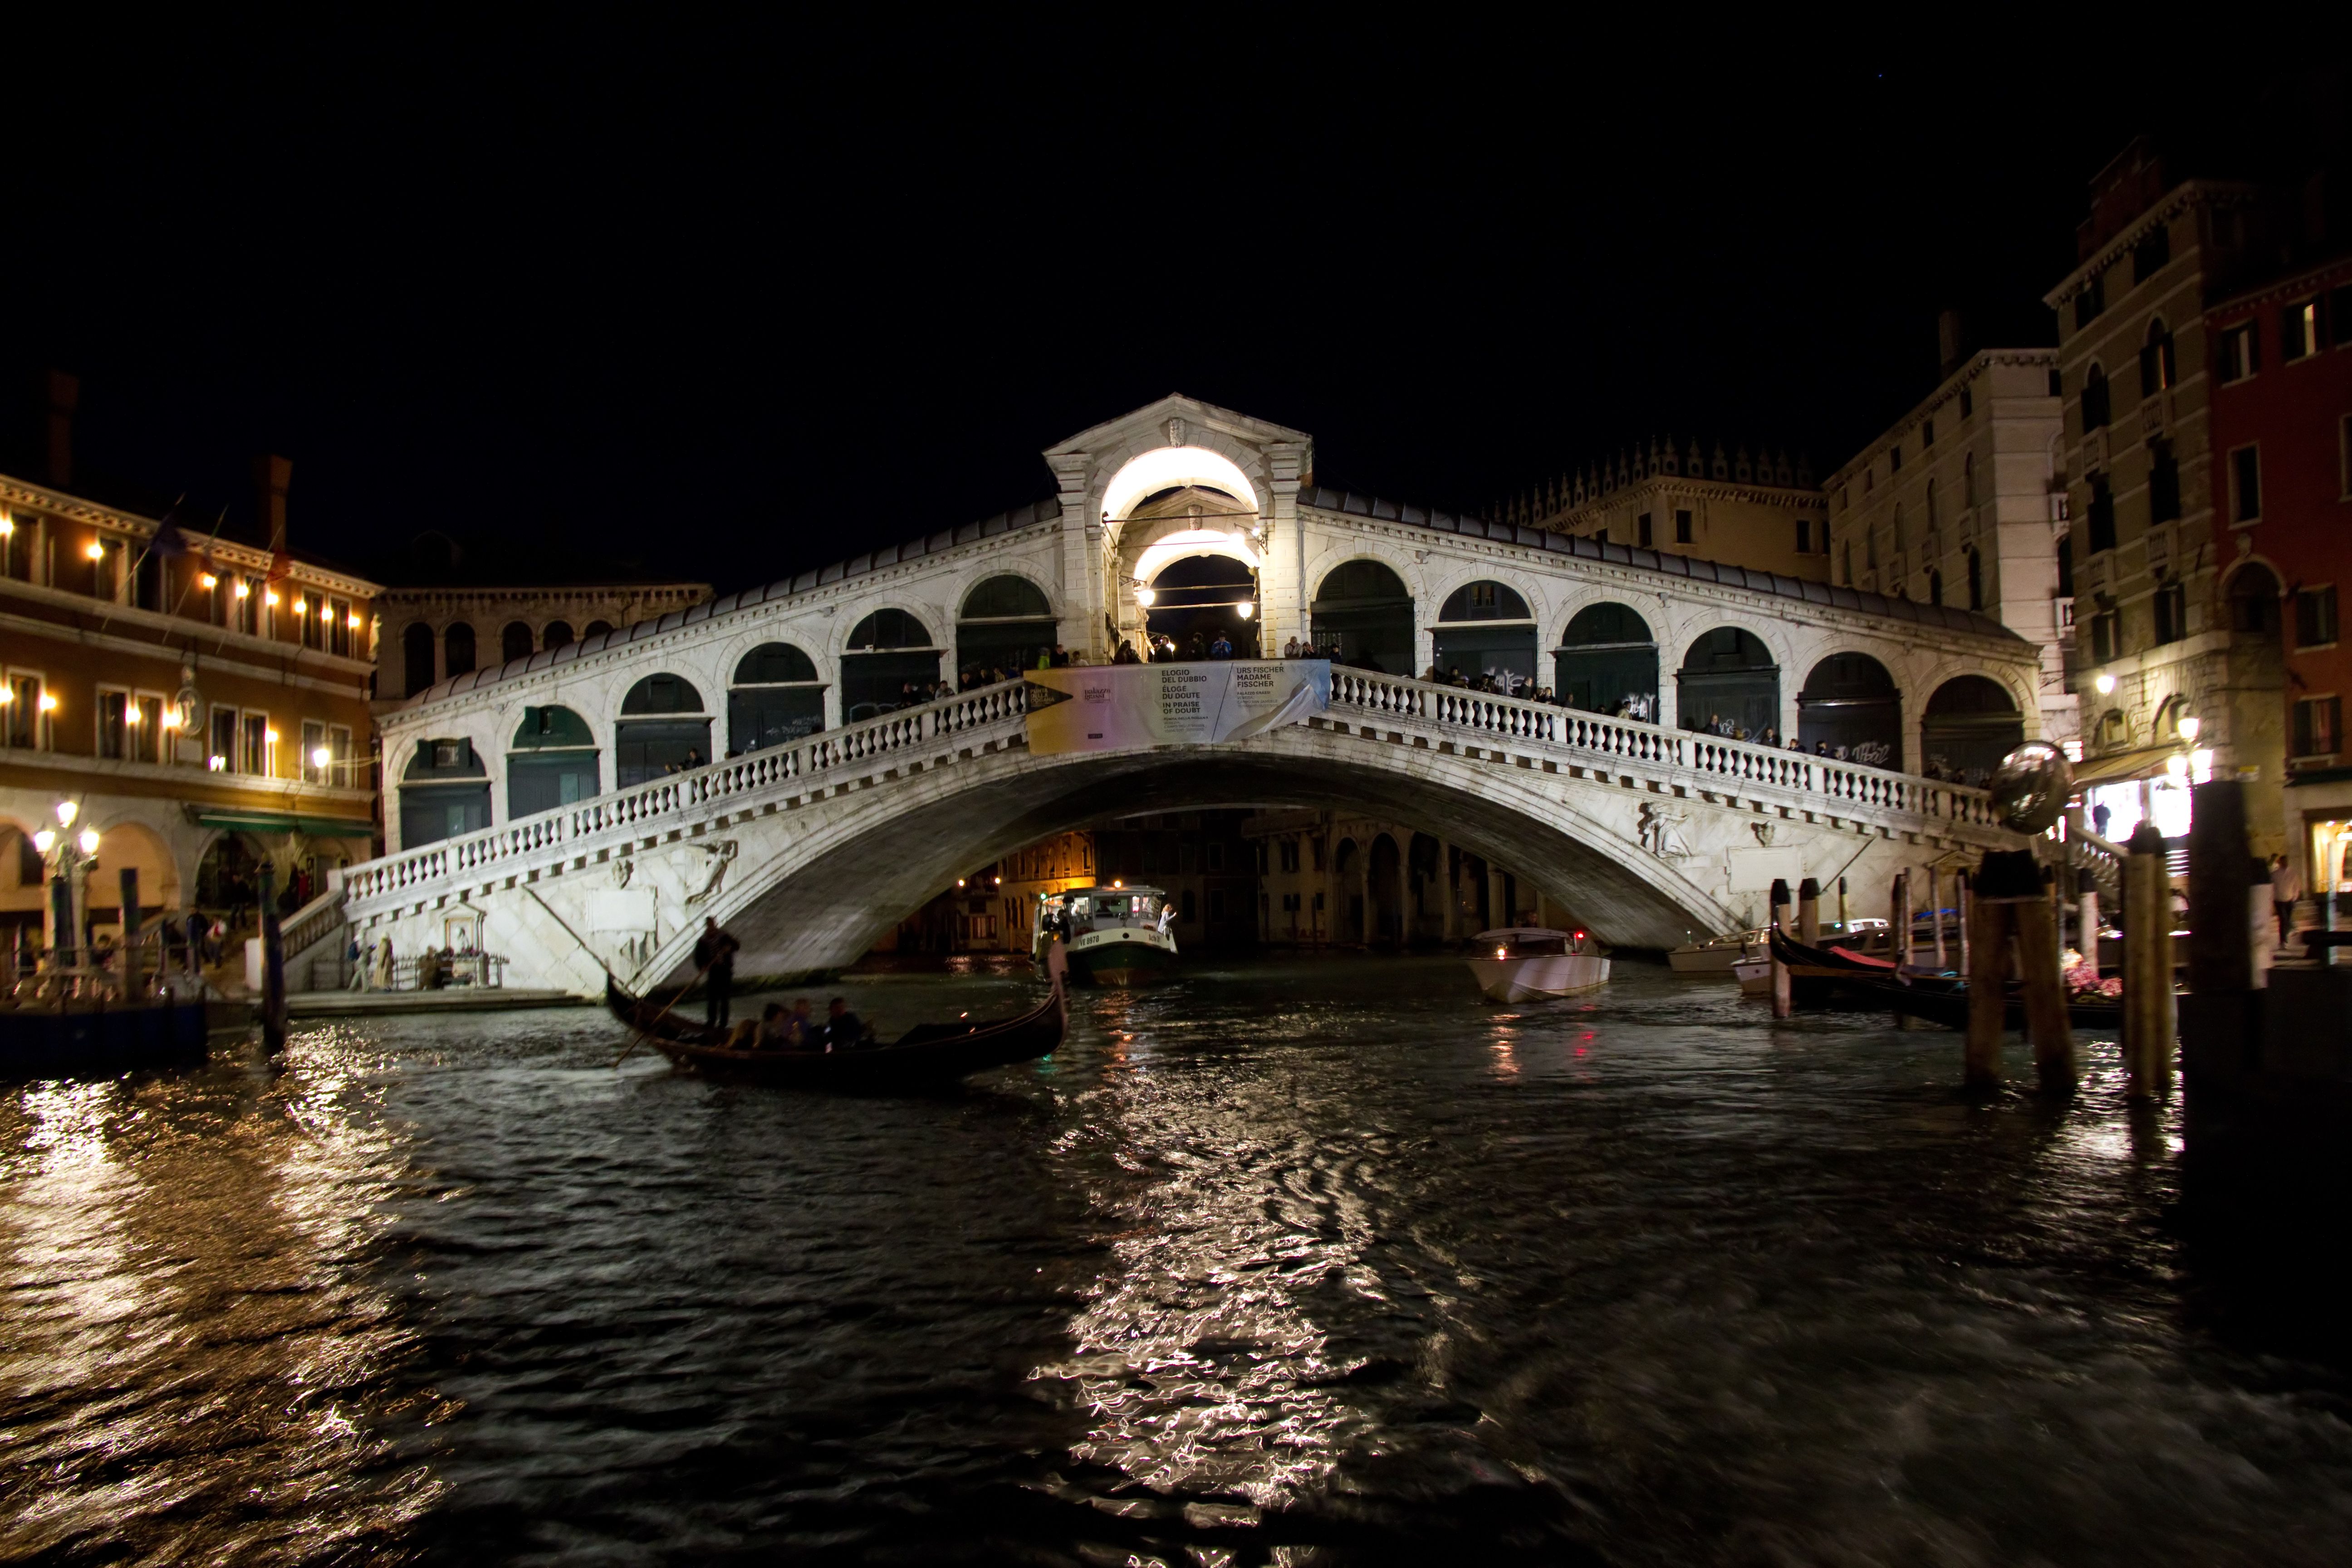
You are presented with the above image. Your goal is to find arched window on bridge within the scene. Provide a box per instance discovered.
[615,674,712,787]
[956,575,1057,682]
[1677,628,1779,739]
[585,619,615,640]
[1798,653,1901,766]
[444,622,477,679]
[1553,603,1658,716]
[1310,560,1413,673]
[728,642,825,752]
[508,705,600,818]
[501,621,534,665]
[1431,581,1535,688]
[399,737,490,849]
[544,620,574,649]
[402,622,436,697]
[842,610,942,720]
[1921,676,2023,786]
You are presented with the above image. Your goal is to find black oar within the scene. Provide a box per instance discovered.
[612,958,716,1068]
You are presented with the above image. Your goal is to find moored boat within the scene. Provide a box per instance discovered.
[1667,927,1768,974]
[1467,927,1610,1002]
[1030,884,1178,987]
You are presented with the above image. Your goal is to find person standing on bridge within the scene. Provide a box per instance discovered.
[695,916,741,1029]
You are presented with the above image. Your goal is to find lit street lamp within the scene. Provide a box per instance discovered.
[34,799,99,971]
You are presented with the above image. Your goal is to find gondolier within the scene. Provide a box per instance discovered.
[695,917,740,1028]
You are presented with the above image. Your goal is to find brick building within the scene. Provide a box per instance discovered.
[2207,261,2352,887]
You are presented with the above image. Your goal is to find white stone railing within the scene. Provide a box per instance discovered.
[345,666,2012,919]
[1327,668,2002,830]
[345,682,1032,911]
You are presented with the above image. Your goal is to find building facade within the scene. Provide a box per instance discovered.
[377,581,711,701]
[2045,144,2289,851]
[1824,350,2070,769]
[1517,438,1829,583]
[2206,260,2352,887]
[0,461,380,951]
[1245,808,1572,946]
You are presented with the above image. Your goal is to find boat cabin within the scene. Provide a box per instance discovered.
[1033,885,1168,944]
[1472,926,1590,958]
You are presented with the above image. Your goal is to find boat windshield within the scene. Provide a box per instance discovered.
[1035,888,1166,939]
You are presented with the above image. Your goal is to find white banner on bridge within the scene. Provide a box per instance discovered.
[1024,659,1332,755]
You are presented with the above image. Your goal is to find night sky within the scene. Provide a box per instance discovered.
[5,26,2266,592]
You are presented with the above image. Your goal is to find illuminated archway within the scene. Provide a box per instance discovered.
[1101,446,1260,524]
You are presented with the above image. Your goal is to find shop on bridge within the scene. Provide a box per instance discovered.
[1309,560,1414,674]
[1677,628,1779,739]
[1430,580,1537,687]
[1553,603,1659,716]
[1797,653,1902,766]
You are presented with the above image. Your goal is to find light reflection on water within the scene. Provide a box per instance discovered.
[2,958,2350,1564]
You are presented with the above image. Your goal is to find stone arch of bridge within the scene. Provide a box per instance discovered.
[635,740,1744,987]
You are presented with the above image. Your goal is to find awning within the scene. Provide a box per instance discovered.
[195,809,377,838]
[2068,745,2182,790]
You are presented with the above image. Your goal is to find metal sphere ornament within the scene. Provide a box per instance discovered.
[1987,740,2074,833]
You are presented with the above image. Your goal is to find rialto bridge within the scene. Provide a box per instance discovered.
[295,397,2051,991]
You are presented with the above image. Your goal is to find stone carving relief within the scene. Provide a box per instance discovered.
[680,840,740,906]
[1639,802,1690,860]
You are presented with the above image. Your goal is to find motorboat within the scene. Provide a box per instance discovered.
[1467,926,1610,1003]
[1030,883,1178,987]
[1733,954,1774,997]
[1667,927,1768,974]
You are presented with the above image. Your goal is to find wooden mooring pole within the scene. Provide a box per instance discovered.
[1769,877,1793,1020]
[2122,822,2174,1098]
[1965,849,2075,1095]
[118,867,140,999]
[257,863,287,1054]
[1797,877,1820,945]
[1893,871,1912,967]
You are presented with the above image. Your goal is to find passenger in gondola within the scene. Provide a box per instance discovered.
[820,995,865,1051]
[755,1002,792,1048]
[787,996,814,1048]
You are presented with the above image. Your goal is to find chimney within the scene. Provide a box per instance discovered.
[254,453,292,556]
[1937,309,1967,377]
[42,370,78,490]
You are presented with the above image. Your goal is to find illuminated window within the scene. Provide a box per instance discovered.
[2297,587,2338,649]
[2283,300,2320,362]
[242,712,271,775]
[2222,323,2259,382]
[2141,318,2176,394]
[98,688,129,760]
[5,671,43,749]
[302,720,329,782]
[2296,696,2341,758]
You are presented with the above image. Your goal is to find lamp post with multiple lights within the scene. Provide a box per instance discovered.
[31,799,101,971]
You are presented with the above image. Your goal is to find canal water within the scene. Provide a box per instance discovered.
[5,957,2350,1564]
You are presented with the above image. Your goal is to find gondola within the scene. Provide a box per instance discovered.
[1765,924,1910,1006]
[606,946,1068,1086]
[1861,974,2125,1033]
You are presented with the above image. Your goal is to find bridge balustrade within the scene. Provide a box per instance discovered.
[345,669,2001,917]
[345,683,1035,910]
[1326,668,1995,827]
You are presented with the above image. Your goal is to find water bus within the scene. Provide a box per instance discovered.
[1030,883,1178,987]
